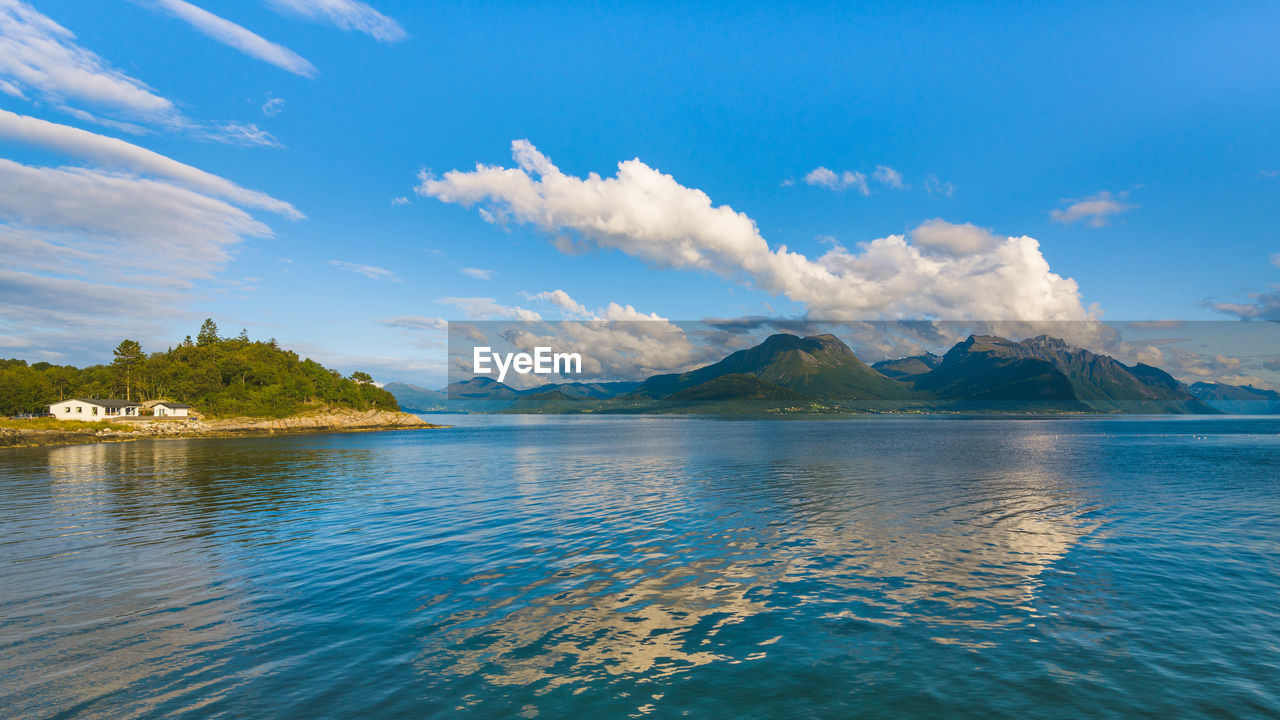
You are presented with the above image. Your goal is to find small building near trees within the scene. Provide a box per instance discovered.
[49,398,142,419]
[152,402,192,418]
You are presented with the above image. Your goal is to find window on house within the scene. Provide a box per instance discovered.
[77,406,82,413]
[64,407,69,413]
[92,407,98,415]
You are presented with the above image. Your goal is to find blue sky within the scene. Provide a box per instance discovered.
[1,0,1277,385]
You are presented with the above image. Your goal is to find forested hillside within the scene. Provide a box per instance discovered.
[0,320,398,418]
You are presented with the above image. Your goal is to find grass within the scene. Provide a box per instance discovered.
[0,417,135,432]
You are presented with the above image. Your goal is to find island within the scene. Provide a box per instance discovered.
[0,320,444,449]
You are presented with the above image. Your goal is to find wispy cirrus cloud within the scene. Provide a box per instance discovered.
[460,267,496,280]
[1207,292,1280,322]
[0,0,174,119]
[438,296,541,321]
[327,260,401,281]
[377,316,448,332]
[924,174,954,197]
[1204,251,1280,321]
[265,0,407,43]
[418,141,1091,321]
[0,109,302,218]
[1050,190,1136,228]
[145,0,316,77]
[0,1,280,146]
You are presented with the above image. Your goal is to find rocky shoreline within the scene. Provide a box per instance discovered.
[0,409,446,449]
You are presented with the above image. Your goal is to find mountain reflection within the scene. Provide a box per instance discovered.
[418,418,1101,691]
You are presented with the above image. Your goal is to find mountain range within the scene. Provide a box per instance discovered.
[1188,382,1280,414]
[386,333,1272,415]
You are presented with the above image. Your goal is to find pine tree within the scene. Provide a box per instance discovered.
[196,319,220,346]
[112,339,144,401]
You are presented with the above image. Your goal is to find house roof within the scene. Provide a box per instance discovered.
[154,402,192,408]
[65,398,142,408]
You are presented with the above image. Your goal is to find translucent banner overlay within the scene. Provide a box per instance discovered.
[442,320,1280,414]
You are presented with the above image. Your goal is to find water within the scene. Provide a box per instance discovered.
[2,415,1278,719]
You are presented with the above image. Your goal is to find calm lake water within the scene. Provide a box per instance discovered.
[2,415,1279,719]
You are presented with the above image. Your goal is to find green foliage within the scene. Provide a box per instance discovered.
[196,318,220,346]
[0,417,132,432]
[0,322,400,418]
[112,339,143,401]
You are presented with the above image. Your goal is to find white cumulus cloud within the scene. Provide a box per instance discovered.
[481,289,707,381]
[804,166,868,194]
[872,165,905,189]
[524,289,589,317]
[418,141,1091,321]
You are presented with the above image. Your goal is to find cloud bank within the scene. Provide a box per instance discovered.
[418,141,1091,321]
[0,114,298,360]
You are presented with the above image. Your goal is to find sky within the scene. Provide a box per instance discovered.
[0,0,1278,386]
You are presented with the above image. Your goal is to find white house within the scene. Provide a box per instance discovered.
[152,402,192,417]
[49,398,142,419]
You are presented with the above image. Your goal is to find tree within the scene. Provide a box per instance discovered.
[238,328,250,342]
[350,371,373,385]
[112,339,144,401]
[196,319,220,346]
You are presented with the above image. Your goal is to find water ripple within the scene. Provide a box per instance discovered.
[2,416,1279,718]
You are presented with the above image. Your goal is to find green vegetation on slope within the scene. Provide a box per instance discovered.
[634,333,911,402]
[479,332,1222,415]
[0,319,399,418]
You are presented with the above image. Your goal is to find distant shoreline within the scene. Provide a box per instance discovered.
[0,409,447,450]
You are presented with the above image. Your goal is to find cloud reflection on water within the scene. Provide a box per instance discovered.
[417,419,1103,695]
